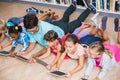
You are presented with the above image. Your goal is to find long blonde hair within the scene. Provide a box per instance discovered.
[89,42,113,58]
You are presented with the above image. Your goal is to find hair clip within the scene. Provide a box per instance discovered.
[15,26,18,30]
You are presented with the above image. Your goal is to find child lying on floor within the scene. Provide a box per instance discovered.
[0,26,30,56]
[80,17,120,80]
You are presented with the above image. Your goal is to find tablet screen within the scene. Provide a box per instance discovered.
[16,56,28,61]
[0,51,9,54]
[50,71,66,76]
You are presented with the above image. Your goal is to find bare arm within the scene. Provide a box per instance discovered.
[1,40,12,49]
[0,34,5,42]
[56,51,67,69]
[49,51,61,66]
[38,47,51,59]
[32,47,47,58]
[69,54,85,75]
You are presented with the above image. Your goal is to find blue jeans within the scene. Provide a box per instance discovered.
[79,35,103,46]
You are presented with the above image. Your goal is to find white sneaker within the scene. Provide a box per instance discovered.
[91,13,99,28]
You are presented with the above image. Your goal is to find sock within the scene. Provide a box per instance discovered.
[114,18,119,32]
[102,16,108,30]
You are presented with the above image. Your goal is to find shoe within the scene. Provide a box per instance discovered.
[102,16,108,30]
[72,0,77,6]
[26,7,39,14]
[80,78,88,80]
[7,17,22,26]
[114,17,119,32]
[88,3,97,14]
[91,13,99,28]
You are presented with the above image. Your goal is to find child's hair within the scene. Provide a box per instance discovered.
[89,42,113,58]
[44,30,65,53]
[65,34,79,44]
[8,26,22,34]
[23,14,38,29]
[44,30,58,42]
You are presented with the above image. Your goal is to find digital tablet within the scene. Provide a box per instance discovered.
[49,71,66,77]
[33,57,48,66]
[0,51,10,56]
[16,56,28,62]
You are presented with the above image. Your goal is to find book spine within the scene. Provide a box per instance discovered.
[104,0,107,10]
[92,0,96,7]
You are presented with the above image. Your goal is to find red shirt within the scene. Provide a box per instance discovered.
[50,34,70,59]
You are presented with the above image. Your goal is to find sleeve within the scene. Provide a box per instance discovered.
[85,57,95,76]
[22,27,35,43]
[28,33,36,42]
[12,41,18,48]
[97,53,111,79]
[19,35,30,52]
[77,45,85,56]
[72,27,81,36]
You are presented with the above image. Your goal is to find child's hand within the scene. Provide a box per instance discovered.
[10,52,16,57]
[66,72,72,78]
[93,77,99,80]
[52,67,59,71]
[29,57,36,63]
[16,52,27,56]
[46,64,52,70]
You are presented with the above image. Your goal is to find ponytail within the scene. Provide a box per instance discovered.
[8,26,22,34]
[104,49,113,59]
[57,38,65,53]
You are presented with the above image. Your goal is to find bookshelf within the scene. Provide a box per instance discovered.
[1,0,120,17]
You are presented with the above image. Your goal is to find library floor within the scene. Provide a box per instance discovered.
[0,1,120,80]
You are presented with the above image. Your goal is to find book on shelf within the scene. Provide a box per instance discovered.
[21,0,120,13]
[119,1,120,11]
[100,0,104,10]
[96,0,100,10]
[110,0,115,12]
[104,0,107,10]
[114,0,120,12]
[91,0,96,7]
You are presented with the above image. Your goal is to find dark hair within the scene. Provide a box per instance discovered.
[44,30,65,53]
[65,34,79,44]
[8,26,22,34]
[44,30,58,42]
[23,14,38,29]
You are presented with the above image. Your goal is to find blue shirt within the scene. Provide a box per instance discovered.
[12,32,30,52]
[23,20,64,48]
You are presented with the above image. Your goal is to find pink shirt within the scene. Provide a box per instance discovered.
[104,43,120,62]
[95,55,102,69]
[67,44,85,59]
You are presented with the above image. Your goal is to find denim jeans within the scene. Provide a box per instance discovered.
[52,5,92,34]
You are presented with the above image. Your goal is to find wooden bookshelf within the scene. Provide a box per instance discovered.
[1,0,120,18]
